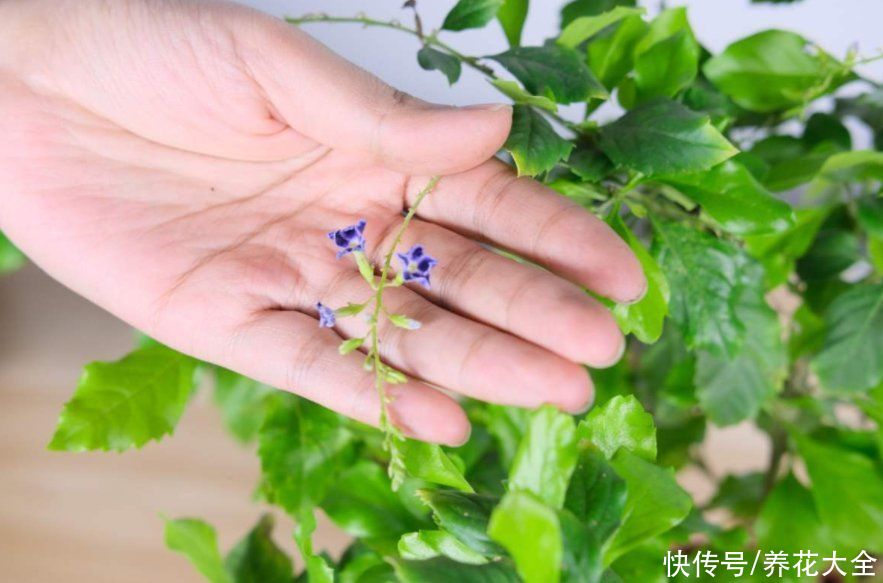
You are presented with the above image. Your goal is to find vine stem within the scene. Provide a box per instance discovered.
[285,14,581,133]
[370,175,440,436]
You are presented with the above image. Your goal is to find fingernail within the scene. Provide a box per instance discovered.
[463,103,512,113]
[623,280,649,305]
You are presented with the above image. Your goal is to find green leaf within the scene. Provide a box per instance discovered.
[651,219,748,354]
[557,6,643,48]
[703,30,846,112]
[708,473,765,519]
[796,226,860,283]
[504,105,573,177]
[496,0,529,47]
[598,99,738,176]
[399,530,489,564]
[659,160,794,236]
[488,491,562,583]
[630,9,698,103]
[587,15,647,90]
[755,474,830,556]
[632,30,698,103]
[213,368,275,443]
[418,490,502,556]
[813,283,883,393]
[399,438,474,492]
[164,518,234,583]
[323,461,423,542]
[394,557,519,582]
[870,235,883,275]
[603,451,691,565]
[489,46,607,104]
[508,406,578,509]
[812,150,883,186]
[0,230,26,274]
[561,0,637,27]
[417,46,462,85]
[225,516,293,583]
[490,79,558,112]
[694,262,787,425]
[607,213,669,343]
[258,394,353,517]
[858,196,883,238]
[442,0,505,31]
[579,395,656,461]
[744,206,830,288]
[293,511,334,583]
[564,446,627,540]
[48,344,197,452]
[797,435,883,552]
[482,405,530,468]
[558,510,603,583]
[338,337,364,355]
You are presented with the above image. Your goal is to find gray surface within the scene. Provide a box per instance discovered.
[243,0,883,109]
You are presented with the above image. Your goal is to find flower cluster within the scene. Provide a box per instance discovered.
[315,218,438,333]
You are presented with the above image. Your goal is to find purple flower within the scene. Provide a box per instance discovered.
[396,245,437,289]
[328,219,367,259]
[317,302,336,328]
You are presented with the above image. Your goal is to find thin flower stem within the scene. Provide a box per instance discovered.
[369,175,440,436]
[285,14,581,133]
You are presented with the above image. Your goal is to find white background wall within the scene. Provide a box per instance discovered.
[241,0,883,110]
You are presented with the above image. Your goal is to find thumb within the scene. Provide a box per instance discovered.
[235,16,512,175]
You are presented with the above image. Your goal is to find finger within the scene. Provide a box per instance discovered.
[234,16,512,175]
[322,270,594,413]
[219,309,471,446]
[407,160,647,303]
[371,219,625,368]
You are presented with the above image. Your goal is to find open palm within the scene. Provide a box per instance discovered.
[0,0,645,445]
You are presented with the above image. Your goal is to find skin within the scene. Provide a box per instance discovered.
[0,0,645,446]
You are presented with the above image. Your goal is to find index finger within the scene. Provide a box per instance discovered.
[407,159,647,304]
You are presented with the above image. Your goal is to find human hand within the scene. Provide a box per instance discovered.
[0,0,645,445]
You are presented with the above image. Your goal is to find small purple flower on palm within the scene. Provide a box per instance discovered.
[328,219,367,259]
[317,302,336,328]
[396,245,437,289]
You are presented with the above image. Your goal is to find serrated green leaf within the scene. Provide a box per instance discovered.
[164,518,234,583]
[398,438,474,492]
[0,230,26,274]
[488,491,562,583]
[399,530,489,564]
[579,395,656,461]
[394,557,519,582]
[504,105,573,176]
[813,283,883,393]
[443,0,505,31]
[607,212,669,343]
[508,406,578,509]
[496,0,529,47]
[225,516,293,583]
[48,344,197,452]
[564,446,627,541]
[598,99,738,176]
[694,262,787,425]
[418,46,462,85]
[557,6,643,48]
[418,490,502,556]
[704,30,847,112]
[293,511,334,583]
[558,510,603,583]
[651,219,748,354]
[258,394,353,517]
[797,435,883,552]
[490,79,558,112]
[213,368,275,443]
[603,451,691,565]
[489,45,607,104]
